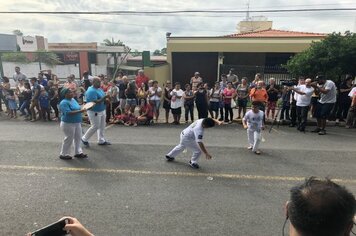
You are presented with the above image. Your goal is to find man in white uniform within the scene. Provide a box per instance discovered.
[290,78,314,132]
[242,101,265,155]
[165,118,222,169]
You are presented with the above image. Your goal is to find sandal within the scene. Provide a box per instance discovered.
[254,150,261,155]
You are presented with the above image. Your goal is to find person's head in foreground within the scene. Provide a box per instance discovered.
[284,177,355,236]
[202,118,215,128]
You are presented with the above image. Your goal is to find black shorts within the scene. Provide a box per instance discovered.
[311,97,319,106]
[171,107,182,115]
[209,101,219,111]
[238,99,248,107]
[315,102,334,119]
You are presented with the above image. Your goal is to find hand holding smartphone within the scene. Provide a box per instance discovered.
[30,218,68,236]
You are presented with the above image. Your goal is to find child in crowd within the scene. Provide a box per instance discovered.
[242,101,265,155]
[5,83,17,118]
[38,88,51,121]
[20,82,32,118]
[112,106,137,126]
[137,98,153,125]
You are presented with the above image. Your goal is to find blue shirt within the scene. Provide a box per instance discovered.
[39,93,50,108]
[85,86,105,112]
[59,98,82,123]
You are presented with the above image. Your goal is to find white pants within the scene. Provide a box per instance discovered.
[167,132,202,164]
[82,110,106,144]
[247,129,261,152]
[60,122,83,156]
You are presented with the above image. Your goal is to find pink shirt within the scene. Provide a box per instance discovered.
[223,88,235,104]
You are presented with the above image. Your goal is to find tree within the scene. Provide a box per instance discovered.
[131,50,142,57]
[34,50,62,67]
[160,47,167,55]
[153,49,162,56]
[285,32,356,81]
[12,29,23,36]
[103,38,125,46]
[2,52,29,63]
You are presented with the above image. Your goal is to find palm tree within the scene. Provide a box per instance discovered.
[34,50,62,68]
[103,38,125,46]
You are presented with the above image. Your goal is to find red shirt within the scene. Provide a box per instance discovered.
[101,83,111,93]
[140,104,154,118]
[135,75,149,88]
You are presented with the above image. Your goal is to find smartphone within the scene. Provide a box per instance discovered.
[30,218,68,236]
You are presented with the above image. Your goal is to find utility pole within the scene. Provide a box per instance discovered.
[246,0,250,21]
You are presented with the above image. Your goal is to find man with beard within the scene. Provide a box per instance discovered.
[311,75,336,135]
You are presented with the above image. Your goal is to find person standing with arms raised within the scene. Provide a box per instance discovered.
[82,77,111,146]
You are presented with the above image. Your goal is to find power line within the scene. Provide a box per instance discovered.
[0,8,356,15]
[53,15,235,33]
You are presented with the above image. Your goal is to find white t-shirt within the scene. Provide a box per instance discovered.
[348,87,356,98]
[182,119,204,143]
[148,87,162,101]
[170,89,184,109]
[319,80,336,104]
[243,110,264,131]
[296,85,314,107]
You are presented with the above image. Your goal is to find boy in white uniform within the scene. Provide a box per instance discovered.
[165,118,222,169]
[242,101,265,155]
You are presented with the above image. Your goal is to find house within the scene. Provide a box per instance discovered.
[166,23,327,86]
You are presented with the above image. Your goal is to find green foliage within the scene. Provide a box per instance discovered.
[131,50,142,57]
[12,29,23,36]
[160,47,167,55]
[285,32,356,81]
[34,50,62,66]
[103,38,125,46]
[153,49,162,56]
[1,53,29,63]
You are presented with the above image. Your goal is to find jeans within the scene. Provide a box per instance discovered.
[224,103,233,122]
[20,99,30,115]
[296,106,309,130]
[184,103,194,122]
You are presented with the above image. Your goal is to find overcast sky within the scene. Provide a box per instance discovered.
[1,0,355,51]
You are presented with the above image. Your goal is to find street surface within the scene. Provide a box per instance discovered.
[0,118,355,236]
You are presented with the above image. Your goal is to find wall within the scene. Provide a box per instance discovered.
[143,64,170,87]
[3,62,80,78]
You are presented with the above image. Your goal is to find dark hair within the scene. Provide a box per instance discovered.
[30,77,37,82]
[345,74,353,81]
[202,118,215,128]
[251,101,262,107]
[2,76,9,83]
[221,74,227,78]
[185,84,191,89]
[288,177,355,236]
[24,82,31,89]
[175,82,180,86]
[140,98,147,106]
[316,74,326,81]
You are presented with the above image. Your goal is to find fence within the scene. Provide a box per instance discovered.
[220,64,292,85]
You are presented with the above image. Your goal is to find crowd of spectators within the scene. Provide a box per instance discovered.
[1,67,355,131]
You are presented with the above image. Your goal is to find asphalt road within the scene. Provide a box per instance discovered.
[0,119,355,236]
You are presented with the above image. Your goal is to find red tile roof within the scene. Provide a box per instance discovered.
[224,29,327,38]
